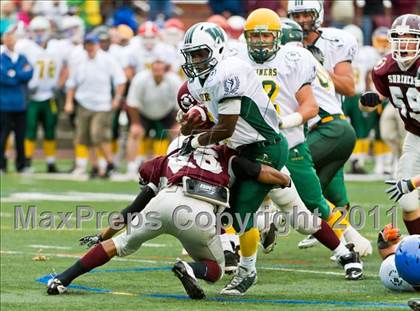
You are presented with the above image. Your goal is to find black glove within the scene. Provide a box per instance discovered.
[307,45,325,65]
[179,135,196,156]
[79,234,103,248]
[360,91,380,107]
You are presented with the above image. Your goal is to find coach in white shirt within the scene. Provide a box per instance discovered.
[119,54,182,179]
[65,33,126,177]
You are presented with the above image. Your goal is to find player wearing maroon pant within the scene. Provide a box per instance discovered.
[46,138,291,299]
[360,14,420,235]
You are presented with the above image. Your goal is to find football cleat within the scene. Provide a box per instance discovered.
[298,234,319,249]
[172,259,205,300]
[224,250,239,274]
[260,223,278,254]
[47,278,67,295]
[220,265,257,296]
[338,243,363,280]
[408,298,420,311]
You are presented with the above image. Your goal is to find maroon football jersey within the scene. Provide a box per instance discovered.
[371,54,420,136]
[139,145,235,188]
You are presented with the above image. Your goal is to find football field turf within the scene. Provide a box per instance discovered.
[0,167,415,310]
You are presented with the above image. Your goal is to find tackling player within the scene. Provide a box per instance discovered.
[360,14,420,236]
[47,135,291,299]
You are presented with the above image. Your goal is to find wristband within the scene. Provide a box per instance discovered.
[280,112,304,129]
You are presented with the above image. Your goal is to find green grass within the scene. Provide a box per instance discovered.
[0,167,415,311]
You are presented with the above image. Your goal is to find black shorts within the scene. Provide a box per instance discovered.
[139,111,176,139]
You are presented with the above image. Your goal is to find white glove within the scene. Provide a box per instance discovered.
[176,109,185,124]
[385,179,416,202]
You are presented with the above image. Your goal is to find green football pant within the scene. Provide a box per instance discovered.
[342,95,379,139]
[285,142,330,220]
[229,136,289,232]
[307,117,356,191]
[323,167,349,207]
[26,99,58,140]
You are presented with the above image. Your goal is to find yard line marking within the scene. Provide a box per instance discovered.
[143,243,167,248]
[2,248,379,278]
[0,212,12,217]
[259,265,378,278]
[2,192,135,202]
[28,244,72,250]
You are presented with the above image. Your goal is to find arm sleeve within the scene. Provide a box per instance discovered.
[218,98,241,115]
[371,59,391,98]
[120,185,156,224]
[15,56,33,82]
[138,156,166,186]
[231,156,261,180]
[126,74,142,109]
[110,57,127,87]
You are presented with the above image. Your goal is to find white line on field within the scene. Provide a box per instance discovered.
[29,244,72,250]
[1,249,378,278]
[2,192,135,202]
[27,243,166,249]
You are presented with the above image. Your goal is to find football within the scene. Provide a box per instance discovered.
[185,105,214,130]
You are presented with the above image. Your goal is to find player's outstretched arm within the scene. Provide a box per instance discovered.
[80,185,156,246]
[231,156,291,188]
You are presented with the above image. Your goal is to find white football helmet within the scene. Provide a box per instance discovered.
[29,16,51,45]
[287,0,324,30]
[343,24,364,47]
[181,22,227,78]
[388,14,420,71]
[379,254,415,292]
[61,15,85,44]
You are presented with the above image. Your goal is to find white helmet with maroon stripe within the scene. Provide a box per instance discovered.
[388,14,420,71]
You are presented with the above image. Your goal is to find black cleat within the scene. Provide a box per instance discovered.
[220,265,257,296]
[408,298,420,311]
[224,250,239,274]
[338,243,364,280]
[348,160,367,175]
[172,259,205,300]
[89,166,99,179]
[47,278,67,295]
[102,163,116,179]
[47,163,59,173]
[261,223,278,254]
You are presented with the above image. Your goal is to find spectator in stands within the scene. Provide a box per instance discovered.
[0,1,17,37]
[65,33,126,178]
[0,27,33,173]
[354,0,392,45]
[16,0,33,27]
[244,0,288,17]
[391,0,418,17]
[208,0,244,17]
[148,0,174,21]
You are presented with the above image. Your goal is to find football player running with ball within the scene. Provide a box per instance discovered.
[179,22,289,295]
[360,14,420,235]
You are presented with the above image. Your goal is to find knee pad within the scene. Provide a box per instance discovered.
[269,186,320,235]
[399,190,420,213]
[112,236,138,258]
